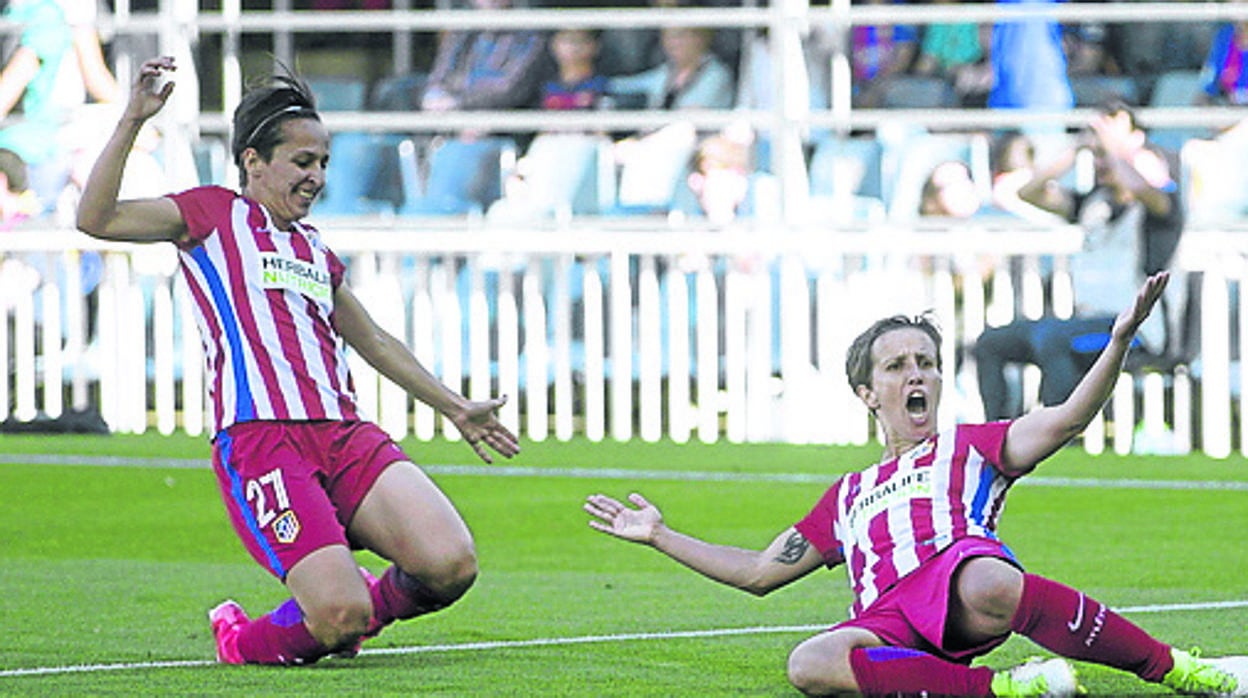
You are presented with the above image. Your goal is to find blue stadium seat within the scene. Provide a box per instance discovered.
[1149,69,1205,107]
[306,75,404,216]
[306,75,368,112]
[807,136,886,221]
[884,132,987,221]
[1069,74,1140,107]
[880,75,958,109]
[315,131,405,216]
[399,137,517,217]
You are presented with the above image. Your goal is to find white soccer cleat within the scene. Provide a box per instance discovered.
[1165,649,1248,696]
[1206,657,1248,696]
[992,657,1080,698]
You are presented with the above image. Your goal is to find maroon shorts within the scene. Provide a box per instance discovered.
[212,420,409,580]
[834,537,1021,663]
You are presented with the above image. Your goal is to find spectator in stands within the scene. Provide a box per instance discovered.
[1196,7,1248,106]
[1108,18,1215,104]
[910,0,994,107]
[485,28,610,221]
[987,0,1073,111]
[989,130,1063,224]
[670,126,776,226]
[918,160,990,219]
[850,0,919,109]
[598,0,741,79]
[541,27,608,110]
[0,0,121,212]
[606,25,736,214]
[973,101,1184,420]
[402,0,547,216]
[1062,18,1116,77]
[0,148,41,230]
[607,26,734,111]
[420,0,547,113]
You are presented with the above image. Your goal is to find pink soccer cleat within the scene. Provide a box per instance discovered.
[208,600,249,665]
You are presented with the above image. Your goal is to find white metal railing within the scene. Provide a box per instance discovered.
[43,0,1246,226]
[2,224,1246,457]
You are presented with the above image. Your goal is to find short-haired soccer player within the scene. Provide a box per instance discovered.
[587,271,1247,697]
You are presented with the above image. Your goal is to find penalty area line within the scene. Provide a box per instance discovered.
[2,600,1247,679]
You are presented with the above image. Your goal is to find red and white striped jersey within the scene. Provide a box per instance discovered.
[170,186,360,435]
[795,422,1016,617]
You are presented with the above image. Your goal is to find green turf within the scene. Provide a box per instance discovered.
[1,433,1245,695]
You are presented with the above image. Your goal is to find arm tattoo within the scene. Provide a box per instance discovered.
[773,531,811,565]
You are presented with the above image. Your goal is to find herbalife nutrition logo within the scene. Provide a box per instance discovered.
[259,253,331,301]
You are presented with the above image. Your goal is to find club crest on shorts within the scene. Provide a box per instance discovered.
[273,510,301,544]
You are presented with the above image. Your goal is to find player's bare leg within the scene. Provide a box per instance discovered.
[787,626,883,695]
[283,545,374,648]
[347,461,478,634]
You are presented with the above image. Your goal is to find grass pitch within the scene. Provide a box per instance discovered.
[1,432,1245,695]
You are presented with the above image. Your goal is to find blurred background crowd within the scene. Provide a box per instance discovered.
[0,0,1244,232]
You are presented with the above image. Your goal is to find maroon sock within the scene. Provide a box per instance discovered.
[235,598,329,665]
[1010,573,1173,682]
[365,566,451,634]
[849,646,995,697]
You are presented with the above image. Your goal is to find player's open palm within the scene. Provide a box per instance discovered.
[128,56,176,121]
[1113,271,1169,342]
[585,493,662,544]
[448,396,520,464]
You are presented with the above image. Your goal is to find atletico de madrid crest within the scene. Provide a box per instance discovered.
[273,510,301,544]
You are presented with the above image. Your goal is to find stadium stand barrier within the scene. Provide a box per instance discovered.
[3,224,1248,457]
[2,0,1247,456]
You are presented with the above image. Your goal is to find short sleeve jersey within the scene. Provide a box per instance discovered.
[794,422,1015,617]
[170,186,360,435]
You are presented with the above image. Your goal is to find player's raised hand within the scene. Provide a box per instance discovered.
[126,56,176,122]
[585,493,663,544]
[447,395,519,464]
[1113,271,1169,343]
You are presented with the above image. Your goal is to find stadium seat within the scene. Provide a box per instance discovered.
[807,135,886,222]
[305,75,405,216]
[399,136,517,216]
[883,131,990,221]
[880,75,958,109]
[306,75,369,112]
[192,137,228,186]
[1150,69,1206,107]
[315,131,405,216]
[1068,74,1140,107]
[369,72,426,112]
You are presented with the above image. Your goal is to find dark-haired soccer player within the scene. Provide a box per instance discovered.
[77,56,520,666]
[587,272,1247,697]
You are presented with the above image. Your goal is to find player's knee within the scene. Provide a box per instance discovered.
[957,557,1024,620]
[425,543,478,603]
[307,597,373,648]
[787,642,852,696]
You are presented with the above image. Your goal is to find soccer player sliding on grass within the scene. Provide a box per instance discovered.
[77,57,520,665]
[587,271,1247,697]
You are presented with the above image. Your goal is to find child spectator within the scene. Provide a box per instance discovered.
[541,28,608,110]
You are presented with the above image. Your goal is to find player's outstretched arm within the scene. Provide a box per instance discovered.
[333,283,519,463]
[584,492,823,596]
[77,56,187,244]
[1002,272,1169,474]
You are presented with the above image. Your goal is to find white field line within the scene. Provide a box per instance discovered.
[2,454,1246,491]
[3,600,1248,679]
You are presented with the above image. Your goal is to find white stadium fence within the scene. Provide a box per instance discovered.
[1,0,1247,457]
[3,223,1247,457]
